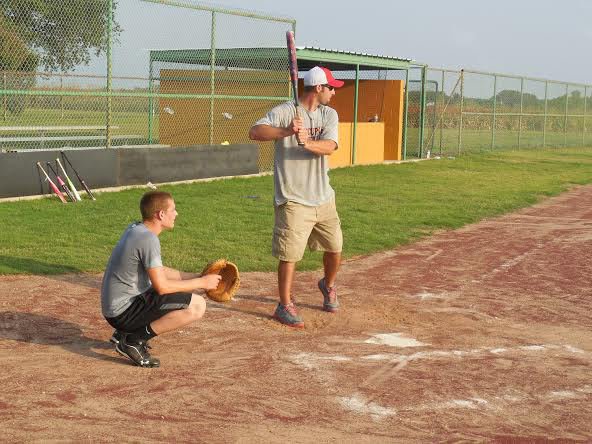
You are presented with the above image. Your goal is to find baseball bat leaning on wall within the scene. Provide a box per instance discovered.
[47,161,76,202]
[36,162,67,203]
[56,157,82,201]
[60,151,96,200]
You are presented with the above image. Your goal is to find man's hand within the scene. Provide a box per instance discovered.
[296,126,309,146]
[202,274,222,290]
[290,115,303,136]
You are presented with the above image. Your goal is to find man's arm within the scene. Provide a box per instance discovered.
[162,266,199,280]
[147,266,221,295]
[249,115,301,141]
[301,138,338,156]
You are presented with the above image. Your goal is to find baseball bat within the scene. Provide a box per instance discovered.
[286,31,300,108]
[286,30,305,147]
[56,157,82,201]
[60,151,96,200]
[47,161,76,202]
[36,162,67,203]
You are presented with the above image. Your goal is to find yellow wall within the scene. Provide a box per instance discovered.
[327,79,404,161]
[329,122,385,168]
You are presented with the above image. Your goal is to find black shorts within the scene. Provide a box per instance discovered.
[105,288,192,332]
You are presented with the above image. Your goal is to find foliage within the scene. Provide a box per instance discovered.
[1,0,120,72]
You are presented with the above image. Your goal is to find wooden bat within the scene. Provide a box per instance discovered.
[36,162,67,203]
[56,157,82,201]
[60,151,96,200]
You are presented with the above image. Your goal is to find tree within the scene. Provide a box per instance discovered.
[1,0,120,72]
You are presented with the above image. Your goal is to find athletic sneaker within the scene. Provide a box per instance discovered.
[116,337,160,368]
[318,278,340,313]
[109,330,124,345]
[273,302,304,328]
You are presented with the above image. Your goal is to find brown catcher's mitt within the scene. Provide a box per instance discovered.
[201,259,240,302]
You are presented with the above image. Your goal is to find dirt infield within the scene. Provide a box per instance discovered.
[1,186,591,442]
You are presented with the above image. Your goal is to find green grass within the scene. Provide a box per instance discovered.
[1,148,592,275]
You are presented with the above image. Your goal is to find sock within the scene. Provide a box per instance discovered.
[127,324,157,343]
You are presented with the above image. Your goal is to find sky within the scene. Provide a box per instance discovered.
[91,0,592,86]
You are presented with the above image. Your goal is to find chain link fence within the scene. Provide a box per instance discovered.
[2,0,592,168]
[0,0,294,171]
[414,67,592,158]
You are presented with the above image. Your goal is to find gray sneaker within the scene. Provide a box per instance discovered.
[273,302,304,328]
[318,278,340,313]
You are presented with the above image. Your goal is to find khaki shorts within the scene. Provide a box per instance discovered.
[272,200,343,262]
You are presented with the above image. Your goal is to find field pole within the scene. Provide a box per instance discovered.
[491,74,497,149]
[543,81,548,148]
[105,0,113,149]
[402,68,409,160]
[2,72,6,121]
[458,69,464,155]
[209,11,216,145]
[352,64,360,165]
[518,77,524,149]
[418,65,427,158]
[583,86,587,147]
[148,57,154,144]
[564,83,569,147]
[440,69,444,154]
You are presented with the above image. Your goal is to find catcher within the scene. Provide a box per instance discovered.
[101,191,225,368]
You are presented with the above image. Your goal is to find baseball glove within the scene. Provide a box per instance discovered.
[201,259,240,302]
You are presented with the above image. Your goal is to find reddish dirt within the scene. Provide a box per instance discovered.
[1,186,591,442]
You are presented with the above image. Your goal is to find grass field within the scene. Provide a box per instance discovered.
[1,147,592,275]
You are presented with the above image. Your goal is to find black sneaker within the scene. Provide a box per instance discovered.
[109,330,124,345]
[116,337,160,368]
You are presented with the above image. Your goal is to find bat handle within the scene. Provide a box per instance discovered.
[294,105,306,147]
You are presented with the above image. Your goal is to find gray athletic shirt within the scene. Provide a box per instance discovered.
[255,101,338,206]
[101,222,163,317]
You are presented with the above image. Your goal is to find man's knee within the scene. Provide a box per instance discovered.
[188,294,206,321]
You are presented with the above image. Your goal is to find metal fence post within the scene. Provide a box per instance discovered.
[60,75,64,120]
[491,74,497,149]
[564,83,569,147]
[440,69,444,154]
[2,72,6,121]
[352,64,360,165]
[402,69,409,160]
[583,86,587,147]
[418,65,427,157]
[209,11,216,146]
[106,0,113,149]
[458,69,464,155]
[518,77,524,149]
[543,81,548,147]
[148,57,154,144]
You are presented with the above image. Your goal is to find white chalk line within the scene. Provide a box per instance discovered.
[338,385,592,420]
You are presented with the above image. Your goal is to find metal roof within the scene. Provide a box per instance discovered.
[149,47,413,71]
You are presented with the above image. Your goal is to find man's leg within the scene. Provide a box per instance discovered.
[278,260,296,306]
[150,294,206,335]
[323,252,341,288]
[116,292,204,368]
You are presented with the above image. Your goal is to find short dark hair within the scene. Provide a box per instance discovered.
[140,191,173,220]
[303,85,317,92]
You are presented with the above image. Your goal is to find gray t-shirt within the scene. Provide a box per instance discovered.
[255,101,338,207]
[100,222,163,318]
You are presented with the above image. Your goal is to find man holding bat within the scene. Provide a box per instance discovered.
[101,191,222,367]
[249,66,344,328]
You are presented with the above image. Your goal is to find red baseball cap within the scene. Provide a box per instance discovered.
[303,66,344,88]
